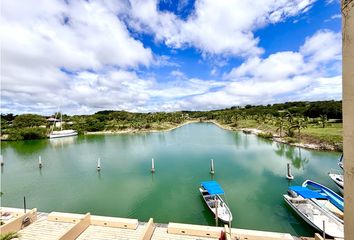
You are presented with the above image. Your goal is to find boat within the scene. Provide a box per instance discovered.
[338,154,343,170]
[328,173,344,194]
[49,112,77,139]
[302,180,344,214]
[49,129,78,139]
[199,181,232,223]
[284,186,344,238]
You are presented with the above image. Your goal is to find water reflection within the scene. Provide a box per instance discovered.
[2,139,48,156]
[273,143,309,169]
[49,136,76,148]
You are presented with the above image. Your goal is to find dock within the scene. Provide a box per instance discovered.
[0,207,336,240]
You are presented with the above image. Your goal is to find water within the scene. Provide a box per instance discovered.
[0,123,341,237]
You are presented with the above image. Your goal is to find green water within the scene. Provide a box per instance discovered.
[0,123,341,236]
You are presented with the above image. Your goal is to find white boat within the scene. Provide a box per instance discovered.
[328,173,344,195]
[49,112,77,139]
[49,129,78,138]
[199,181,232,223]
[338,154,343,170]
[284,186,343,239]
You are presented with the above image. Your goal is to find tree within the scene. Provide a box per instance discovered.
[319,114,328,128]
[12,114,46,128]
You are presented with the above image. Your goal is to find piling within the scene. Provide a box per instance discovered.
[286,163,294,180]
[38,156,42,169]
[23,196,27,213]
[0,155,3,167]
[151,158,155,173]
[210,159,215,175]
[97,158,101,171]
[322,220,326,240]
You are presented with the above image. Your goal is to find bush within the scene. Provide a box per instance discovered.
[258,132,273,138]
[8,128,47,140]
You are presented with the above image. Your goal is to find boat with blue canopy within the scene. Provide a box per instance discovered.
[302,180,343,211]
[199,181,232,223]
[284,185,343,238]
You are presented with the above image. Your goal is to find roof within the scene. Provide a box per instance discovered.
[201,181,224,195]
[289,186,327,199]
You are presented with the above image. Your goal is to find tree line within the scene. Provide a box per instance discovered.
[0,100,342,141]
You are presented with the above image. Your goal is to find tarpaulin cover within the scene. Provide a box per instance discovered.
[289,186,327,199]
[201,181,224,195]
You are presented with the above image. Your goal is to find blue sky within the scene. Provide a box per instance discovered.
[1,0,342,115]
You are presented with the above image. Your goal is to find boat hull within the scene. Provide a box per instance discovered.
[284,195,343,238]
[199,188,232,223]
[49,131,78,139]
[328,173,344,195]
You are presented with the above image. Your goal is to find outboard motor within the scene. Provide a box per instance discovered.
[287,189,298,198]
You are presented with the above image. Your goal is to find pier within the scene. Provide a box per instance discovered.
[0,207,336,240]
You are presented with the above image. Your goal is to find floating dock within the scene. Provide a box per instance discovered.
[0,207,339,240]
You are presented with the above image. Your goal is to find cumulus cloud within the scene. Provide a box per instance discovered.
[0,1,341,115]
[1,0,154,114]
[127,0,315,57]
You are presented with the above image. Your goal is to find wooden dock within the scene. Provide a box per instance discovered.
[0,207,314,240]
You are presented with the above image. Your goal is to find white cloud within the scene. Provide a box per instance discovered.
[127,0,315,57]
[1,0,154,114]
[0,1,341,115]
[180,29,342,110]
[300,29,341,64]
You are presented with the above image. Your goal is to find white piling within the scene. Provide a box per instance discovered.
[97,158,101,171]
[151,158,155,173]
[38,156,42,168]
[0,155,3,167]
[286,163,294,180]
[210,159,215,175]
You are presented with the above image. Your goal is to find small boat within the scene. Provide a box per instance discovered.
[338,154,343,170]
[284,186,344,238]
[328,173,344,194]
[199,181,232,223]
[302,180,344,214]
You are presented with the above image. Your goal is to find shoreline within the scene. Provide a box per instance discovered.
[87,120,340,152]
[85,120,201,135]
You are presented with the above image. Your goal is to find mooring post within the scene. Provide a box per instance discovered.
[38,155,42,169]
[97,158,101,171]
[210,159,215,175]
[322,220,326,240]
[23,196,27,213]
[286,163,294,180]
[0,155,3,167]
[151,158,155,173]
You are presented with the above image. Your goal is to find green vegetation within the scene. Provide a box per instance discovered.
[0,100,342,151]
[0,232,20,240]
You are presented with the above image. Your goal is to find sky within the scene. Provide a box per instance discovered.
[1,0,342,115]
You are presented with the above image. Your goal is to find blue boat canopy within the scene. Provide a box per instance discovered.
[289,186,327,199]
[201,181,225,195]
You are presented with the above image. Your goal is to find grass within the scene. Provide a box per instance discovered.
[302,123,342,149]
[220,120,343,151]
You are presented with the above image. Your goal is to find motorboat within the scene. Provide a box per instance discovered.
[199,181,232,223]
[328,173,344,195]
[284,186,343,239]
[338,154,343,170]
[302,180,343,215]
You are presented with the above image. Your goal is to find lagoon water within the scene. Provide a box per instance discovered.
[1,123,341,236]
